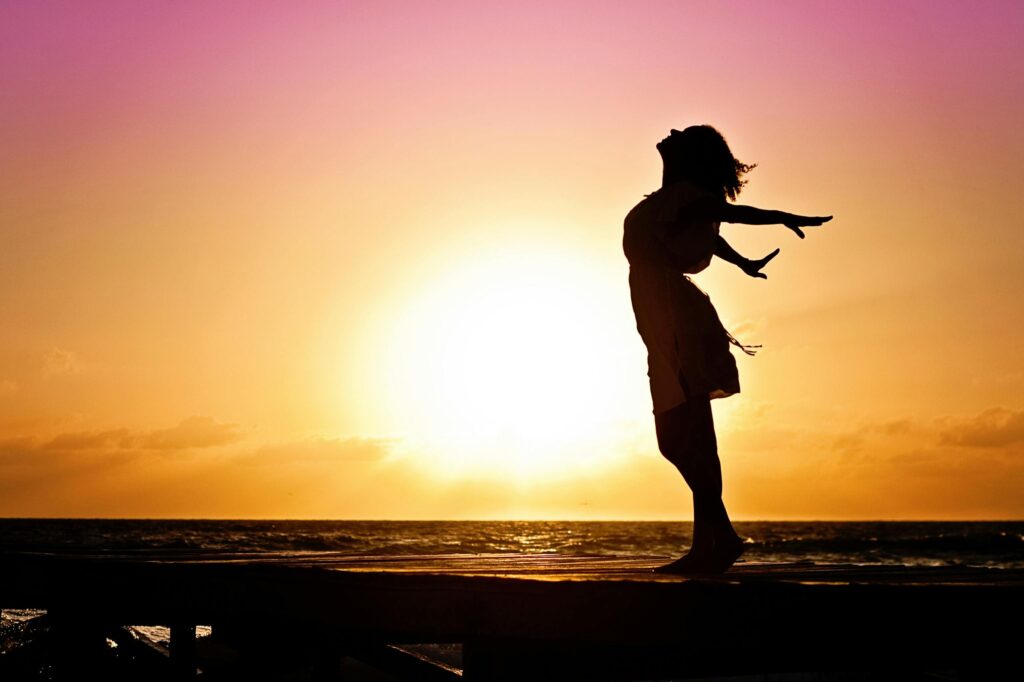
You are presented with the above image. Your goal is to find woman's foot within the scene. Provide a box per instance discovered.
[652,548,714,574]
[703,533,746,574]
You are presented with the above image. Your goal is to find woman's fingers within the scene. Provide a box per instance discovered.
[751,248,779,279]
[784,214,830,238]
[793,214,833,226]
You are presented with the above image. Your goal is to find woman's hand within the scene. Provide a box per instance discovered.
[783,214,832,239]
[740,248,780,279]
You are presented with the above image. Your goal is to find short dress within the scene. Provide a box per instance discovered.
[622,179,758,415]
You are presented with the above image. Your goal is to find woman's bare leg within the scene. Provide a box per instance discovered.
[691,396,746,572]
[653,395,744,573]
[653,397,715,571]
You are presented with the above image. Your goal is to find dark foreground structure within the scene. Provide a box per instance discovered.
[2,551,1022,680]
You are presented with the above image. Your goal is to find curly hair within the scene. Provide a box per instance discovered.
[658,124,756,202]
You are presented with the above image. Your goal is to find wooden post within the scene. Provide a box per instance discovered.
[46,611,111,676]
[169,623,197,677]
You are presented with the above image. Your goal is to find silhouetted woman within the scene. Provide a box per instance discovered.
[622,125,831,573]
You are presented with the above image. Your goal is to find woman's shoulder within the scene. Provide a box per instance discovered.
[664,179,718,203]
[653,180,720,224]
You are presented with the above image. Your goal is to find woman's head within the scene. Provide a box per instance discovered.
[657,125,756,201]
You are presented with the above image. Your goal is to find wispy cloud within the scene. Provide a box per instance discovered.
[938,407,1024,448]
[3,416,244,464]
[828,417,915,453]
[42,428,133,451]
[0,436,36,465]
[41,347,81,376]
[241,435,399,465]
[134,416,242,450]
[727,316,768,340]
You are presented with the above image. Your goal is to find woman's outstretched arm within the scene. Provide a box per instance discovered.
[684,195,832,239]
[714,234,748,267]
[720,203,832,238]
[715,236,779,279]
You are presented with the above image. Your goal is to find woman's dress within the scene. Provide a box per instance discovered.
[622,179,753,415]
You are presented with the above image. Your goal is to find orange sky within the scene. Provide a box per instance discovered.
[2,1,1023,519]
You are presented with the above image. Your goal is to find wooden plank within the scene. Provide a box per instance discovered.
[169,623,197,678]
[2,550,1021,674]
[346,643,462,681]
[11,550,1022,584]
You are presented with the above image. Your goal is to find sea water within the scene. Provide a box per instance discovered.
[3,519,1022,568]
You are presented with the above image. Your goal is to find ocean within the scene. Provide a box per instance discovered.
[3,518,1022,568]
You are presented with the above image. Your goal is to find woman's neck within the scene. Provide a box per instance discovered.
[660,171,724,200]
[661,168,692,189]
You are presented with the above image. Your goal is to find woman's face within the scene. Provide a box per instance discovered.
[657,129,685,160]
[656,129,681,150]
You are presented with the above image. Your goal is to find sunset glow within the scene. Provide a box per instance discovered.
[379,236,636,480]
[2,1,1022,520]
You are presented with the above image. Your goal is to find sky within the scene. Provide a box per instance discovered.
[2,0,1023,520]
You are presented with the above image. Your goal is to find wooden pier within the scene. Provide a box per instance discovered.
[2,550,1022,680]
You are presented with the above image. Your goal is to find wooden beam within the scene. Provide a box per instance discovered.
[169,623,196,677]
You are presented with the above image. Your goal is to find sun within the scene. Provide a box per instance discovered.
[375,238,641,481]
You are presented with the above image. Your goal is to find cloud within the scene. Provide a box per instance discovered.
[0,436,37,465]
[827,417,914,453]
[4,419,394,470]
[831,433,865,451]
[3,416,242,463]
[874,418,912,435]
[41,428,133,451]
[723,412,927,471]
[938,407,1024,448]
[242,435,399,465]
[134,416,242,450]
[41,347,81,376]
[727,316,767,340]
